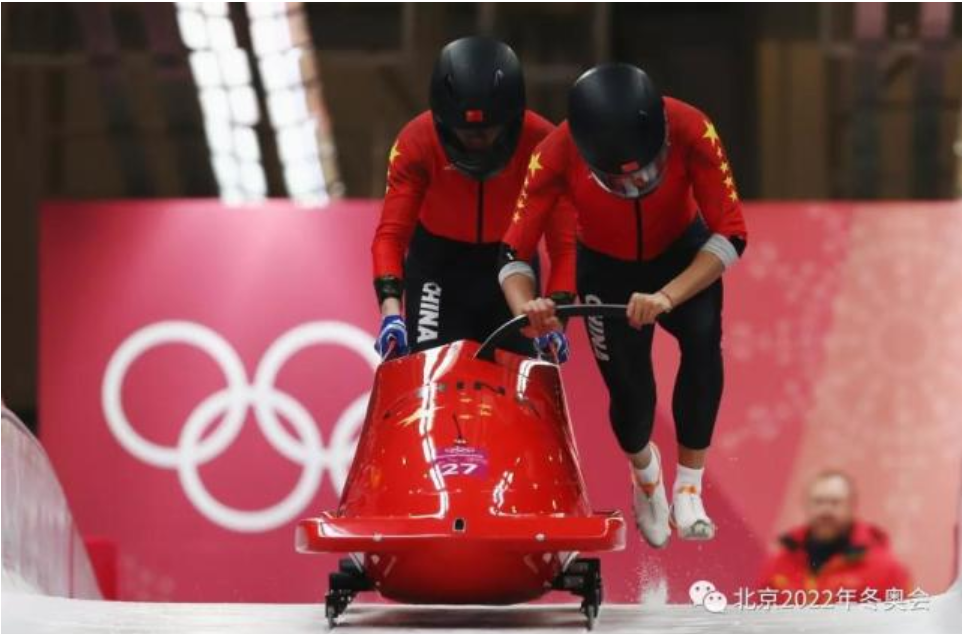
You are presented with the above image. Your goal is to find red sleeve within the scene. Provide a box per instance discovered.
[371,120,429,280]
[543,193,577,295]
[684,111,748,243]
[502,129,569,264]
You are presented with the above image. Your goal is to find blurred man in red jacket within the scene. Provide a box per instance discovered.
[758,471,911,596]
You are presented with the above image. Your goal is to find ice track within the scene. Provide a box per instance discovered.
[3,585,958,634]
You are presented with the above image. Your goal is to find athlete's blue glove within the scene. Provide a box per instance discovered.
[375,315,409,360]
[534,330,570,363]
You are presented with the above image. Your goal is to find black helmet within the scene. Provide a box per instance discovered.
[568,63,668,198]
[429,36,526,180]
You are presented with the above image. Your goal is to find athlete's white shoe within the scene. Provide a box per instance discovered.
[631,445,671,549]
[670,485,716,540]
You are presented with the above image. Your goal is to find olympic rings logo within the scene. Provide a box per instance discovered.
[101,320,378,533]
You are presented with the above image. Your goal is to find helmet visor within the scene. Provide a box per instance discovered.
[589,145,669,199]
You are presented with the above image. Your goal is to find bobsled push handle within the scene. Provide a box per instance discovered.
[474,303,629,361]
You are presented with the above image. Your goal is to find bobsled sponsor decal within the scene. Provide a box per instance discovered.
[394,405,445,428]
[384,381,542,424]
[584,294,610,361]
[435,446,488,477]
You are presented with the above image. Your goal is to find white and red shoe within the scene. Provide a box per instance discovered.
[670,484,716,540]
[630,444,671,549]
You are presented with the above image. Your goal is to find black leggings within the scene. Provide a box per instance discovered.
[404,224,535,356]
[577,222,724,453]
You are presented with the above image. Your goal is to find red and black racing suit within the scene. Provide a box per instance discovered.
[501,97,748,452]
[372,110,572,355]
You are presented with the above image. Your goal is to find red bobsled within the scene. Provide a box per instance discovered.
[296,305,628,628]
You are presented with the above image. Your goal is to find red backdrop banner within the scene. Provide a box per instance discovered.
[38,199,960,603]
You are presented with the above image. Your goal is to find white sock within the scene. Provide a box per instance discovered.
[633,445,661,485]
[674,464,704,495]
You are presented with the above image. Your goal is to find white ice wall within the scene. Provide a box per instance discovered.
[2,406,101,598]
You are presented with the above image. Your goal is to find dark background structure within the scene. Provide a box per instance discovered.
[3,3,961,429]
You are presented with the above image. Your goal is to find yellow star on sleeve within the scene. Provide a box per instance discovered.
[527,152,543,175]
[719,160,730,174]
[724,175,734,188]
[512,210,522,223]
[728,189,739,202]
[388,141,401,165]
[702,120,720,147]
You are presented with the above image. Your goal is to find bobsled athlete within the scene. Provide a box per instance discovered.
[498,63,748,547]
[371,36,573,361]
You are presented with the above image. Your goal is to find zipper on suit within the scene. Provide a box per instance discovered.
[633,198,643,261]
[476,181,485,243]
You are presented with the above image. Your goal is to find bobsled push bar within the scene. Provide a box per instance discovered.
[474,303,630,360]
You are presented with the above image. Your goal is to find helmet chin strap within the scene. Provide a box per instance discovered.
[441,119,520,180]
[590,168,664,199]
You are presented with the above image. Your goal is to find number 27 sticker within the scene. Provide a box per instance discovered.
[436,446,488,478]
